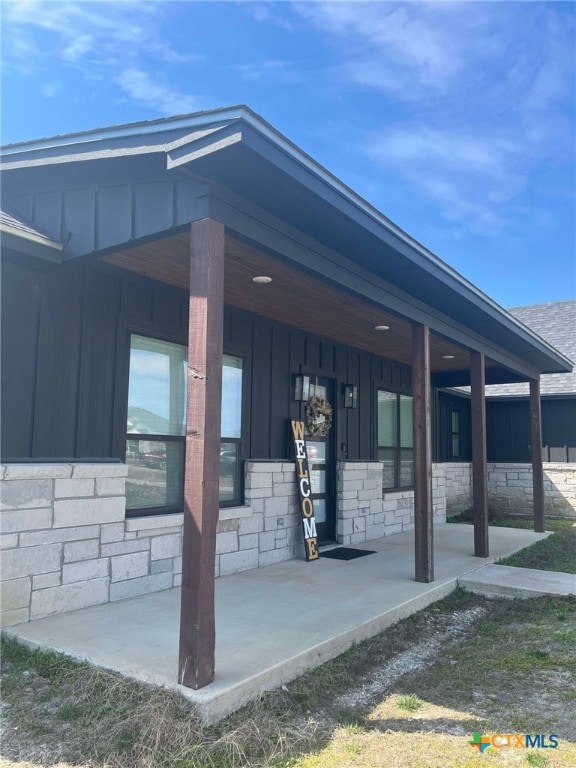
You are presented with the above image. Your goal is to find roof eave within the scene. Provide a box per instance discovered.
[1,106,572,375]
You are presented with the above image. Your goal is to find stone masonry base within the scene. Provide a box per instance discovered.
[0,463,184,627]
[2,459,450,627]
[336,462,446,545]
[441,461,576,518]
[2,456,573,628]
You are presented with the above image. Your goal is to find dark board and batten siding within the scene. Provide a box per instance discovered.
[435,392,576,464]
[4,172,208,259]
[1,261,412,464]
[222,306,411,463]
[486,400,531,464]
[1,260,189,461]
[541,400,576,463]
[1,264,41,458]
[486,399,576,464]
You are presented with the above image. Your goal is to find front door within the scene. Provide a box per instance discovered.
[305,377,335,543]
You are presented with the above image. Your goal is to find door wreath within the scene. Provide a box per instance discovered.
[306,395,333,437]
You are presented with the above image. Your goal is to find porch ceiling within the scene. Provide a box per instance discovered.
[103,231,491,373]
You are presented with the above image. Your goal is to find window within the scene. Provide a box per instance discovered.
[377,391,413,490]
[451,409,460,459]
[219,355,243,506]
[125,335,187,513]
[125,335,244,514]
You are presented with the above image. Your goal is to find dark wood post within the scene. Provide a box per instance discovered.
[470,351,489,557]
[530,378,545,532]
[178,218,225,689]
[412,324,433,583]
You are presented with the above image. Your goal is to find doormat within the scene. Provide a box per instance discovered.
[320,547,377,561]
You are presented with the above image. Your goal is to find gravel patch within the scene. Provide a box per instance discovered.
[334,606,487,710]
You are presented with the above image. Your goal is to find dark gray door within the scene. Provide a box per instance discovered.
[305,378,335,543]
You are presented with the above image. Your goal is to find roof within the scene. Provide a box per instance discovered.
[0,106,573,379]
[486,301,576,396]
[0,207,64,265]
[0,207,63,251]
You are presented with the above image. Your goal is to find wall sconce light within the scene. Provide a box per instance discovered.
[294,374,311,402]
[343,383,358,409]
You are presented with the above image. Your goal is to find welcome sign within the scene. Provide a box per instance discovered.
[290,420,320,561]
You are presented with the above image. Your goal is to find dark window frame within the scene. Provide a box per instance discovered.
[450,408,461,459]
[118,324,246,517]
[218,354,245,508]
[124,333,187,518]
[376,390,414,492]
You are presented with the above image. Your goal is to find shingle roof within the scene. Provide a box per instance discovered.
[0,207,63,249]
[486,300,576,396]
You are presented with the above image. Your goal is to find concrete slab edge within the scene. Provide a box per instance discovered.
[457,579,573,600]
[2,579,460,724]
[180,578,459,723]
[449,530,552,581]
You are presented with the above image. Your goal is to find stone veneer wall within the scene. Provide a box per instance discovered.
[441,461,576,518]
[336,461,447,545]
[0,463,184,628]
[443,463,473,516]
[0,460,305,627]
[214,461,301,577]
[487,463,576,517]
[1,459,453,627]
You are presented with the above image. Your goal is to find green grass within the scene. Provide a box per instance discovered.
[495,516,576,573]
[525,753,548,767]
[449,512,576,574]
[2,590,575,768]
[396,694,423,712]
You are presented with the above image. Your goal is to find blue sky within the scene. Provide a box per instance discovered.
[2,0,575,307]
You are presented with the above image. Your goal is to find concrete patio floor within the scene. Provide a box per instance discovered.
[4,524,549,722]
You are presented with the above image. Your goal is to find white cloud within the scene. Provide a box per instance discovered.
[2,0,200,115]
[297,2,465,95]
[297,1,575,234]
[245,2,294,31]
[367,126,524,232]
[115,68,196,115]
[61,34,95,63]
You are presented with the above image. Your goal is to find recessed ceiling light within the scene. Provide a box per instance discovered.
[374,325,390,331]
[252,275,272,284]
[442,354,455,359]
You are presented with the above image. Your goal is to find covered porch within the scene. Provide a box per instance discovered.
[2,108,570,705]
[102,218,551,690]
[5,524,549,723]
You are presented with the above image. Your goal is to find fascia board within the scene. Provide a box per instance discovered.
[0,106,246,156]
[167,125,243,169]
[203,183,568,378]
[230,124,573,374]
[0,105,571,375]
[0,126,232,170]
[0,231,64,263]
[0,223,63,251]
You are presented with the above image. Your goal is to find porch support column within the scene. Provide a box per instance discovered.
[471,351,489,557]
[178,218,225,690]
[530,378,545,532]
[412,324,434,583]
